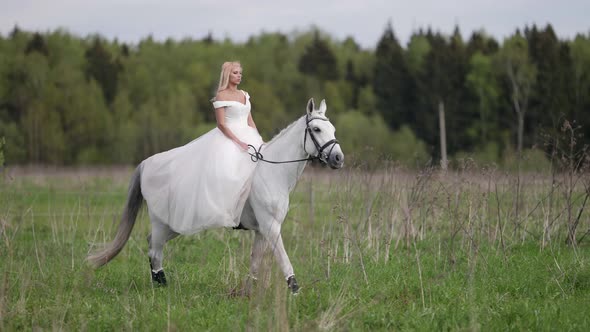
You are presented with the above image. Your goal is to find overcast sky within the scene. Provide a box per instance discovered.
[1,0,589,48]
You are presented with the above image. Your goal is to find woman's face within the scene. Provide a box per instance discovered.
[229,65,242,86]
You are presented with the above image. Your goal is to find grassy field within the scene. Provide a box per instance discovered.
[1,166,589,331]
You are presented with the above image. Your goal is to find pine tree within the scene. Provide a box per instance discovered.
[25,33,49,56]
[526,24,567,139]
[570,35,590,141]
[84,38,122,105]
[297,30,339,81]
[345,59,360,109]
[373,22,412,130]
[466,31,499,57]
[447,26,475,152]
[414,31,452,152]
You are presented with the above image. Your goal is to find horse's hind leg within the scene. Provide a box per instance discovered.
[147,217,178,286]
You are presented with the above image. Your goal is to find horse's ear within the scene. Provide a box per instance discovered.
[319,99,327,114]
[306,98,315,115]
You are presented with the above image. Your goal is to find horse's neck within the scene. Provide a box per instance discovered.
[262,117,308,192]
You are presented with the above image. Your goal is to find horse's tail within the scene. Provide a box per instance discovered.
[87,165,144,268]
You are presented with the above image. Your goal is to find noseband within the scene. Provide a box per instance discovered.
[304,114,340,164]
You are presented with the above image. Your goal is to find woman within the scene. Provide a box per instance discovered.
[140,61,264,234]
[213,61,261,151]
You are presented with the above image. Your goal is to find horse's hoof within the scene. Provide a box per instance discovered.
[287,275,299,294]
[151,269,167,286]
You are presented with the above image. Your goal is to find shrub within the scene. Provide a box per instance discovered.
[388,125,430,168]
[334,111,429,168]
[502,147,552,172]
[453,142,502,168]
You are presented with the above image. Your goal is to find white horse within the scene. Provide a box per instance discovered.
[88,98,344,294]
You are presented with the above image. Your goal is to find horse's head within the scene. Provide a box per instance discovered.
[303,98,344,169]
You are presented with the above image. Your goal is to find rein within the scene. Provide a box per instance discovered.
[246,114,339,165]
[247,144,318,164]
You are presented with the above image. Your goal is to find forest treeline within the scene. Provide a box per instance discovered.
[1,23,589,169]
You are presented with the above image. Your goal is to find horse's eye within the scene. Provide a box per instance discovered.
[313,127,321,132]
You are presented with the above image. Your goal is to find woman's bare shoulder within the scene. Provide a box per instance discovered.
[215,90,232,101]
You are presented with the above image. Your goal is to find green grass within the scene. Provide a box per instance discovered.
[1,168,589,331]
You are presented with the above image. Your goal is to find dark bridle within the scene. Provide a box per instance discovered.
[247,113,340,165]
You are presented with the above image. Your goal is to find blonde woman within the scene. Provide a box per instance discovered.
[140,61,264,235]
[213,61,261,150]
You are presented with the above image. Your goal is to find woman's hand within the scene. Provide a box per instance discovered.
[235,140,249,151]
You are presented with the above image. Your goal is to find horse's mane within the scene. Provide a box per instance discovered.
[266,115,305,146]
[265,112,329,147]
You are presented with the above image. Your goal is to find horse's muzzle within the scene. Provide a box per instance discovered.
[328,151,344,169]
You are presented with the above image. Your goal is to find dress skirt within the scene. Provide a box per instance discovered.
[140,124,263,234]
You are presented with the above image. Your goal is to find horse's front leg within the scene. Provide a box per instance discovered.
[260,221,299,294]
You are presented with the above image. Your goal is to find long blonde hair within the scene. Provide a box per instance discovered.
[217,61,241,92]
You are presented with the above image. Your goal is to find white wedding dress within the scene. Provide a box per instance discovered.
[140,91,263,234]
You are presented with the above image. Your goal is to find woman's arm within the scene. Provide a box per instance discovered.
[215,107,248,150]
[247,113,258,130]
[248,113,265,144]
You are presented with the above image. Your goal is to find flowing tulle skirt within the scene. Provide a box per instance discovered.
[140,124,263,234]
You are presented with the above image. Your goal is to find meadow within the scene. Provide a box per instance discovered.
[1,165,589,331]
